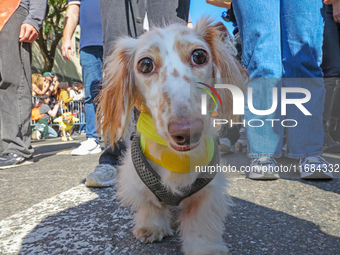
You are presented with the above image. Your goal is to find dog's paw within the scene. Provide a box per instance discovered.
[133,227,173,243]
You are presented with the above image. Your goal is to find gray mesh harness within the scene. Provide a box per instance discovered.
[130,133,219,206]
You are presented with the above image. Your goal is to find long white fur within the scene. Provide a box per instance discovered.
[100,17,246,255]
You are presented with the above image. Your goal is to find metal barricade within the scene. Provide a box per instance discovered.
[60,100,86,126]
[31,96,86,133]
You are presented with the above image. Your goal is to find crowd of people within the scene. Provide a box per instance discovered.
[0,0,339,185]
[30,71,85,140]
[32,72,84,107]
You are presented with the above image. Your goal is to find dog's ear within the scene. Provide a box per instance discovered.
[195,17,247,120]
[97,37,138,145]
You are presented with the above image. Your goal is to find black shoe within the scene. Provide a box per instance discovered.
[0,153,33,169]
[323,130,340,153]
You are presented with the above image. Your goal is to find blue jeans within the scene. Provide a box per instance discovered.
[233,0,325,159]
[80,46,103,141]
[45,126,58,139]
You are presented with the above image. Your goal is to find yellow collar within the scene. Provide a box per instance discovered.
[137,112,214,173]
[137,112,168,146]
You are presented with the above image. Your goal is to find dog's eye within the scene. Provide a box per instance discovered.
[138,58,154,74]
[191,49,208,66]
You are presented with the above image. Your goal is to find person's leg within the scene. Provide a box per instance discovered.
[45,126,58,138]
[233,0,283,179]
[281,0,324,158]
[0,6,34,168]
[87,0,147,187]
[99,140,127,165]
[218,125,240,153]
[234,0,283,157]
[147,0,190,26]
[71,46,103,156]
[100,0,146,59]
[233,0,284,179]
[87,109,136,187]
[282,0,332,179]
[81,46,102,140]
[321,4,340,152]
[321,5,340,82]
[85,140,127,187]
[329,82,340,142]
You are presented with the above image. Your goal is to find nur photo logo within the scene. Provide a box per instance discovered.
[199,82,312,128]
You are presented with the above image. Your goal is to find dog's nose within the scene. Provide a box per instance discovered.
[168,119,203,146]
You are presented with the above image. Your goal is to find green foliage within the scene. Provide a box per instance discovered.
[37,0,68,73]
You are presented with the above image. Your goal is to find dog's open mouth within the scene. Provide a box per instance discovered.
[168,119,204,152]
[170,142,200,152]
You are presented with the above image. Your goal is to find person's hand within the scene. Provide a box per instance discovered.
[324,0,339,4]
[19,23,39,43]
[61,38,75,61]
[53,76,58,82]
[333,1,340,22]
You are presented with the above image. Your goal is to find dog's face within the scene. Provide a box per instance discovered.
[99,17,245,152]
[133,24,216,151]
[62,112,74,126]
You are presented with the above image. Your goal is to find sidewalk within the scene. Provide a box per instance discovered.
[0,136,339,254]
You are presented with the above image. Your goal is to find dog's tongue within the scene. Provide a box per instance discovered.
[171,143,198,151]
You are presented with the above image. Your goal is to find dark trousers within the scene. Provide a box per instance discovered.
[0,6,33,158]
[322,4,340,78]
[322,4,340,122]
[100,0,190,58]
[98,0,190,166]
[146,0,190,26]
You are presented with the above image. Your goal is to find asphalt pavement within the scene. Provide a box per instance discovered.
[0,135,339,255]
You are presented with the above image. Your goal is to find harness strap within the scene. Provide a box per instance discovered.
[131,133,219,206]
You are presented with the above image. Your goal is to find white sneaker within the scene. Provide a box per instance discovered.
[299,156,333,180]
[249,157,279,180]
[71,138,102,156]
[85,164,117,187]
